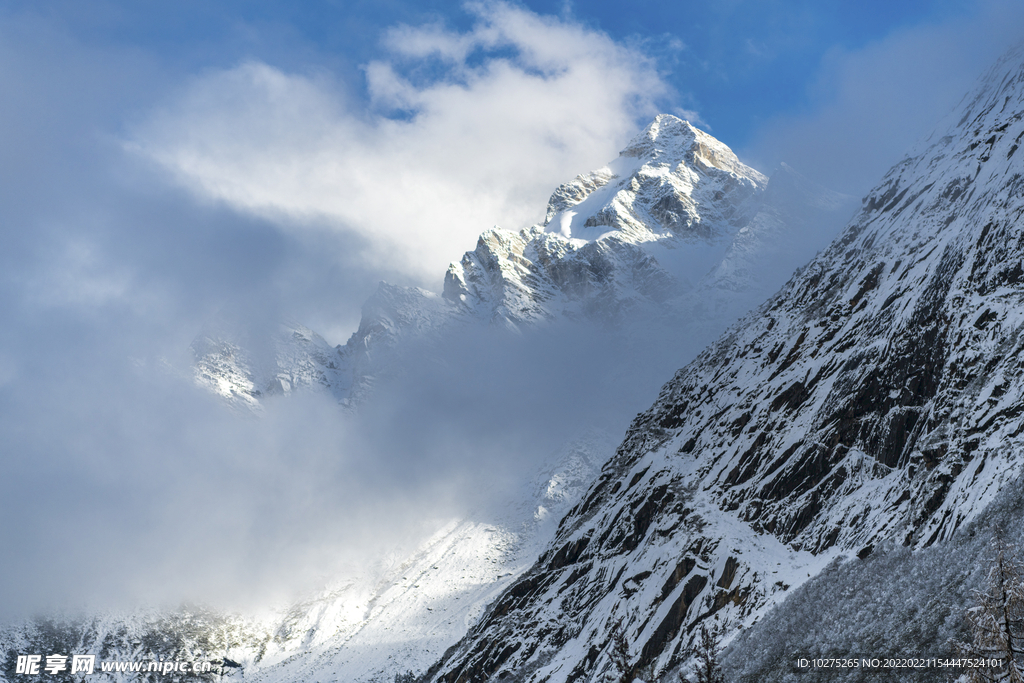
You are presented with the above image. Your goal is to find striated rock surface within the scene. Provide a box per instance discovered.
[424,45,1024,683]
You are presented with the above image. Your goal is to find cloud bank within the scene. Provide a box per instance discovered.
[130,1,670,285]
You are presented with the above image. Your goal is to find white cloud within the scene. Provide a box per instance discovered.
[130,1,670,285]
[673,107,710,131]
[25,239,134,309]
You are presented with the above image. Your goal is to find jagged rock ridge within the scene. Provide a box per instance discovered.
[424,45,1024,683]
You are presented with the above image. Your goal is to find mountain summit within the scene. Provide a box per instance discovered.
[540,114,766,243]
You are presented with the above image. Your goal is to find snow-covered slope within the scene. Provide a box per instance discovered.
[192,115,853,411]
[424,45,1024,683]
[237,432,609,683]
[720,477,1024,683]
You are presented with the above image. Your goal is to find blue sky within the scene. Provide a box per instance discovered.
[5,1,1019,267]
[8,1,1010,143]
[14,0,985,145]
[1,0,1023,614]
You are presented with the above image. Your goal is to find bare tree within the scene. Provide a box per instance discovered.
[956,540,1024,683]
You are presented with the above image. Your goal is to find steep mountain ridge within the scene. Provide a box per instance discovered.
[424,45,1024,683]
[191,283,458,410]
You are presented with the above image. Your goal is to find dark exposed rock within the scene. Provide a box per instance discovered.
[426,49,1024,683]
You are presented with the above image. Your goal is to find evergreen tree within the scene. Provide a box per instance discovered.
[606,619,635,683]
[680,619,726,683]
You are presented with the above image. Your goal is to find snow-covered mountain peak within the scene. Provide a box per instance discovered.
[617,113,699,162]
[620,114,757,178]
[541,114,768,244]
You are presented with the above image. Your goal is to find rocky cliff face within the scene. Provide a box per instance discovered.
[424,46,1024,683]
